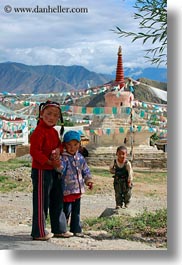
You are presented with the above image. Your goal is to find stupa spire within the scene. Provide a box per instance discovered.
[115,46,125,89]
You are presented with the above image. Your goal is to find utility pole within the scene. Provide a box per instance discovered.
[130,103,134,163]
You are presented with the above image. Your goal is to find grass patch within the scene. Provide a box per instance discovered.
[0,159,31,172]
[0,174,31,193]
[83,208,167,248]
[0,158,32,192]
[90,167,111,178]
[0,175,8,182]
[0,175,18,192]
[133,171,166,184]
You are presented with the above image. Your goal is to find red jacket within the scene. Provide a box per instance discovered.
[30,119,63,170]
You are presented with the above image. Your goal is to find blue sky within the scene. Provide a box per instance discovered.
[0,0,167,75]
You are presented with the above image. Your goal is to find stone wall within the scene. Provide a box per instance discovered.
[16,145,30,157]
[87,146,167,169]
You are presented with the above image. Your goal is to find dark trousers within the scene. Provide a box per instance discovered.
[114,179,132,206]
[31,168,67,238]
[63,198,82,234]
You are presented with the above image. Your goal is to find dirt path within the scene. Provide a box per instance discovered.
[0,191,167,250]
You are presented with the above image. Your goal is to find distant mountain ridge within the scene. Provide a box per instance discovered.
[0,62,167,94]
[0,62,111,94]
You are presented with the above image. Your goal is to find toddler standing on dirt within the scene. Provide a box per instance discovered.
[109,145,133,209]
[53,130,93,237]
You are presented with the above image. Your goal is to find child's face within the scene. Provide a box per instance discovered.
[41,106,60,127]
[64,140,80,155]
[117,149,127,163]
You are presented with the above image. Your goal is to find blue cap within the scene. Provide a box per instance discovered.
[63,130,81,143]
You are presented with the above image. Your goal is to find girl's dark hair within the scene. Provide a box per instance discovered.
[37,100,64,139]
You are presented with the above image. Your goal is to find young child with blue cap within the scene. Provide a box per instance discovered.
[52,130,93,237]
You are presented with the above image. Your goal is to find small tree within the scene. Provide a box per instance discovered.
[113,0,167,66]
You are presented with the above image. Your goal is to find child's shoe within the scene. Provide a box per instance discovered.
[54,231,73,238]
[33,232,53,241]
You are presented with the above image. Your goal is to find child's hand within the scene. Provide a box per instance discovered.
[51,160,61,168]
[128,181,132,188]
[48,159,60,168]
[51,150,57,160]
[51,149,60,160]
[87,182,93,190]
[54,148,61,156]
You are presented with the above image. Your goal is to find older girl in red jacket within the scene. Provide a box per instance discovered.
[30,100,72,240]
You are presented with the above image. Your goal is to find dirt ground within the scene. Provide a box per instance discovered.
[0,167,167,250]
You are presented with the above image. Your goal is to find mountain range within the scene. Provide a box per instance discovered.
[0,62,167,94]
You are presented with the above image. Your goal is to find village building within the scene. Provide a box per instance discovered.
[0,102,29,161]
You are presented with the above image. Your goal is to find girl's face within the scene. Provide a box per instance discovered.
[64,140,80,155]
[41,106,60,127]
[117,149,127,163]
